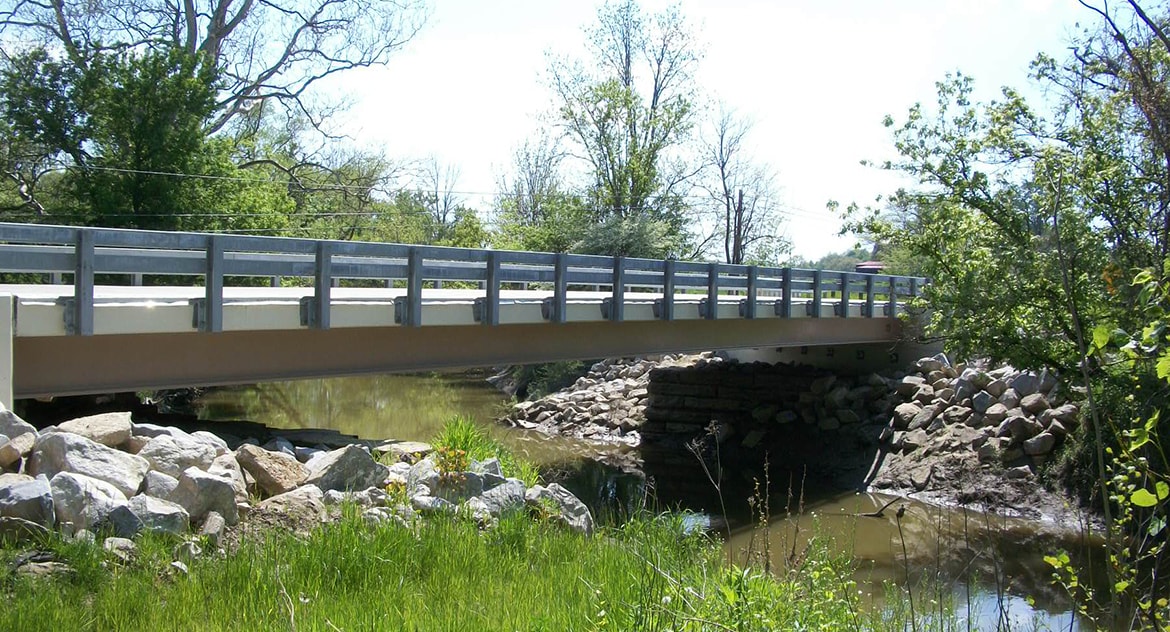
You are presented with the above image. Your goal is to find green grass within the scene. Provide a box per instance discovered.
[432,416,541,486]
[2,510,925,631]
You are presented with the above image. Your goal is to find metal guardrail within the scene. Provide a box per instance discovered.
[0,222,926,336]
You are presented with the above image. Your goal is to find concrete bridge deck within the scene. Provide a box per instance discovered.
[0,223,926,402]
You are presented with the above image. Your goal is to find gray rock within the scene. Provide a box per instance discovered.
[1023,432,1058,456]
[984,403,1009,425]
[385,462,411,485]
[0,431,36,469]
[131,423,188,440]
[103,537,137,563]
[208,453,248,503]
[915,357,944,373]
[200,511,226,546]
[926,417,946,434]
[1047,420,1069,440]
[1050,403,1079,427]
[525,483,595,535]
[191,431,229,456]
[411,494,457,516]
[998,416,1044,442]
[30,432,149,498]
[892,403,921,430]
[0,516,51,545]
[262,436,296,458]
[941,406,973,425]
[901,429,929,452]
[895,376,926,397]
[971,391,995,414]
[144,470,179,498]
[139,434,218,478]
[470,458,504,478]
[294,446,324,463]
[912,384,935,404]
[169,467,239,525]
[435,472,483,504]
[1020,393,1050,415]
[235,444,308,497]
[1009,373,1041,397]
[0,405,36,439]
[256,485,324,524]
[934,387,955,404]
[908,404,941,431]
[999,389,1021,409]
[58,412,133,448]
[105,504,143,538]
[1005,465,1033,480]
[408,458,440,496]
[466,478,527,519]
[0,473,54,527]
[49,471,127,531]
[122,436,150,454]
[304,445,386,492]
[129,495,189,535]
[985,378,1007,398]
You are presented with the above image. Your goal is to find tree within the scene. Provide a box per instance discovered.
[701,108,788,264]
[547,0,700,257]
[0,0,427,134]
[493,135,589,253]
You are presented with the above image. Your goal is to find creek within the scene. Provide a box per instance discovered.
[195,371,1102,631]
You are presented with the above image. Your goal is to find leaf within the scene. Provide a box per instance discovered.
[1091,325,1111,352]
[1158,354,1170,382]
[1131,488,1159,508]
[1157,481,1169,500]
[1116,580,1131,594]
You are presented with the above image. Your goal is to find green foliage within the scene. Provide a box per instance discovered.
[431,416,540,486]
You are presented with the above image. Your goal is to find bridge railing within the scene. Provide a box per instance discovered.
[0,222,927,335]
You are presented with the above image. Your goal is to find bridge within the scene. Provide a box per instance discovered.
[0,223,926,404]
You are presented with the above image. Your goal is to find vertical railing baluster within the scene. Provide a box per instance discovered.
[743,266,758,319]
[865,274,876,318]
[406,248,422,327]
[610,255,625,322]
[811,269,823,317]
[553,253,568,323]
[484,251,500,326]
[910,277,919,298]
[887,275,898,317]
[314,241,332,330]
[205,236,223,333]
[661,259,675,321]
[706,262,719,320]
[839,271,849,318]
[74,229,94,336]
[779,267,792,318]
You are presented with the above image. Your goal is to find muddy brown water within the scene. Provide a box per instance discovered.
[195,372,1104,630]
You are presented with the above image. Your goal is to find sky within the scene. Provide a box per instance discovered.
[336,0,1092,260]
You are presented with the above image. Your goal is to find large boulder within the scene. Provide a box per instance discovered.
[49,471,127,532]
[0,404,36,439]
[256,485,325,526]
[892,403,921,430]
[0,432,36,469]
[1020,393,1050,416]
[465,478,526,520]
[169,467,239,525]
[143,471,179,498]
[304,445,386,492]
[0,473,54,527]
[57,412,133,448]
[128,495,189,535]
[138,434,218,478]
[208,454,248,503]
[525,483,594,535]
[1023,432,1058,456]
[235,444,309,497]
[30,432,148,498]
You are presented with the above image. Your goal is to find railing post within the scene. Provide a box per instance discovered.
[313,241,332,330]
[481,251,500,326]
[887,276,898,317]
[810,270,823,317]
[74,228,94,336]
[865,274,876,318]
[205,236,223,333]
[838,271,849,318]
[705,262,719,320]
[0,294,12,407]
[553,253,568,323]
[660,259,675,321]
[910,277,919,298]
[609,255,625,322]
[777,267,792,318]
[406,247,423,327]
[741,266,757,318]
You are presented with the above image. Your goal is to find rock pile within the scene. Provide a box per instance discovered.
[873,355,1080,497]
[502,355,689,445]
[0,404,595,553]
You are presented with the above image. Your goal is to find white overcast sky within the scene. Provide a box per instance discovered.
[333,0,1090,260]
